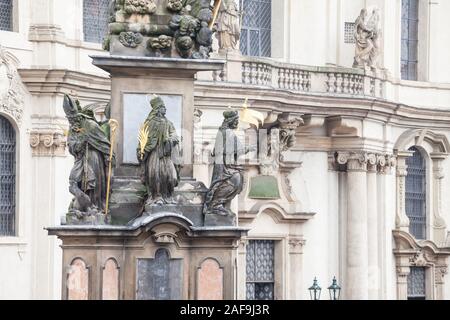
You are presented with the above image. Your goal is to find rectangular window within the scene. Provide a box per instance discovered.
[0,116,16,236]
[407,267,426,300]
[240,0,272,57]
[344,22,355,44]
[405,147,426,239]
[83,0,110,43]
[0,0,13,31]
[246,240,275,300]
[401,0,419,80]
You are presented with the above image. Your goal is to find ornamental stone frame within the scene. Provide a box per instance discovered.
[393,129,450,300]
[394,129,450,245]
[393,230,450,300]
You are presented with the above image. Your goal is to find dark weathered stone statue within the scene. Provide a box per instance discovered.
[63,94,113,221]
[138,96,181,207]
[203,110,251,225]
[106,0,215,59]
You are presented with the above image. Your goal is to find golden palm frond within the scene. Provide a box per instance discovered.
[239,98,265,128]
[138,123,150,160]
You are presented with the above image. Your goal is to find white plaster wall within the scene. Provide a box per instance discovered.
[292,151,338,300]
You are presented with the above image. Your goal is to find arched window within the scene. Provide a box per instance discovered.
[405,146,426,239]
[401,0,419,80]
[240,0,272,57]
[0,115,16,236]
[83,0,110,43]
[0,0,13,31]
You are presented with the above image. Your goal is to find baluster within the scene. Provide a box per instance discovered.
[335,73,343,93]
[342,74,349,94]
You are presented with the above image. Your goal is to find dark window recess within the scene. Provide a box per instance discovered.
[407,267,426,300]
[0,0,13,31]
[83,0,110,43]
[240,0,271,57]
[246,240,275,300]
[0,115,16,236]
[401,0,419,80]
[405,146,426,239]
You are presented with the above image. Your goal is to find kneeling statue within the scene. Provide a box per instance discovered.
[204,110,253,225]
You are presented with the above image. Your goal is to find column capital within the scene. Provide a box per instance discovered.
[435,266,448,284]
[336,151,368,172]
[333,151,395,173]
[288,237,306,254]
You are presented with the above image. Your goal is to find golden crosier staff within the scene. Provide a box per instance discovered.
[209,0,223,29]
[105,119,119,216]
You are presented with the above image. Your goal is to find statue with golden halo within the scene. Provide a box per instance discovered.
[138,95,181,207]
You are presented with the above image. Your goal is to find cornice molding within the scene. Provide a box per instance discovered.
[18,69,111,101]
[194,83,450,129]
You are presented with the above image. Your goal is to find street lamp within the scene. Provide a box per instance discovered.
[327,277,341,300]
[308,277,322,300]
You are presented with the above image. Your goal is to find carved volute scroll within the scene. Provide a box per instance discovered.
[0,46,25,126]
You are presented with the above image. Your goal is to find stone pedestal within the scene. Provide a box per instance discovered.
[48,213,248,300]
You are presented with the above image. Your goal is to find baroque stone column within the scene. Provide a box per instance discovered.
[366,154,379,299]
[337,152,369,299]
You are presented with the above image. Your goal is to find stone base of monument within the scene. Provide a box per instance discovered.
[110,178,208,226]
[204,213,236,227]
[144,204,204,226]
[47,212,249,300]
[65,211,110,226]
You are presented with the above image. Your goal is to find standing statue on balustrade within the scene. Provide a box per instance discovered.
[353,7,381,70]
[216,0,241,53]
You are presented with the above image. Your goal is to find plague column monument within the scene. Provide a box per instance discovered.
[47,0,249,300]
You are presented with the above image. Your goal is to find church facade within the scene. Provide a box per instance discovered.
[1,0,450,300]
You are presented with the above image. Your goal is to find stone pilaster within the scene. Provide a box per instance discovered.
[30,131,67,157]
[395,151,414,231]
[434,266,448,300]
[431,153,448,245]
[366,153,379,299]
[237,238,248,300]
[288,237,305,300]
[395,266,410,300]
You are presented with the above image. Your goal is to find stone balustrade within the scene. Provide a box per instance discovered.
[200,55,388,100]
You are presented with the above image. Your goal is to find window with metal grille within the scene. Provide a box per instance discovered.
[344,22,355,44]
[0,0,13,31]
[239,0,271,57]
[407,267,426,300]
[401,0,419,80]
[0,115,16,236]
[246,240,275,300]
[83,0,110,43]
[405,146,426,239]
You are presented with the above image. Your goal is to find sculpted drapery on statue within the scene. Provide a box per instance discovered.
[138,96,181,206]
[216,0,241,52]
[63,95,113,218]
[353,7,381,70]
[204,110,251,219]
